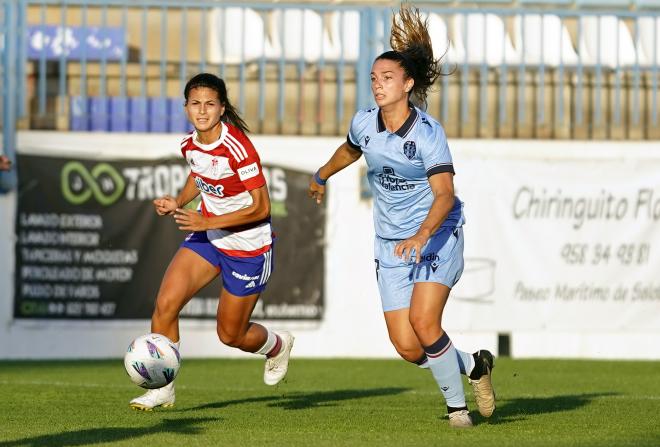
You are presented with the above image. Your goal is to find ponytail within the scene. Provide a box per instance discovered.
[377,4,444,108]
[221,101,250,135]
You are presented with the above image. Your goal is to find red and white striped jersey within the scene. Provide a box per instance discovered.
[180,122,272,257]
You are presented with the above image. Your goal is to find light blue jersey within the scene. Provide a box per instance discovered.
[347,106,464,240]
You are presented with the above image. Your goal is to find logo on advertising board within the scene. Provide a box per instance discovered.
[61,161,190,205]
[61,161,125,206]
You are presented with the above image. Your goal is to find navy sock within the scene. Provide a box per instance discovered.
[412,353,429,368]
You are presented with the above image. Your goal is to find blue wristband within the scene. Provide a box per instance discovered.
[314,170,327,186]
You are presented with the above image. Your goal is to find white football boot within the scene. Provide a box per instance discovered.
[468,350,496,417]
[263,331,295,386]
[448,409,474,428]
[129,382,175,411]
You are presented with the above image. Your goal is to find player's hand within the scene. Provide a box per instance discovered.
[173,208,208,231]
[308,177,325,204]
[394,233,430,264]
[0,155,11,172]
[153,195,178,216]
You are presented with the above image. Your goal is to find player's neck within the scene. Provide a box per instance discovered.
[380,101,411,133]
[195,126,222,145]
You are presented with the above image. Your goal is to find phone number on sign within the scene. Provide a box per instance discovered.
[560,243,651,266]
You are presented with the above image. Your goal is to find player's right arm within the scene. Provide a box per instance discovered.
[153,173,199,216]
[308,141,362,204]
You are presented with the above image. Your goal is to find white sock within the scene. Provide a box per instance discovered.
[255,330,281,356]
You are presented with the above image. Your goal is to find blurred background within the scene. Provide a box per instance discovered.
[1,0,659,361]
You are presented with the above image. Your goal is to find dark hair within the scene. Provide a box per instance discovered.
[376,4,444,108]
[184,73,250,134]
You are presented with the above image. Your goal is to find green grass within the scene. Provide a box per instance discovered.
[0,358,659,447]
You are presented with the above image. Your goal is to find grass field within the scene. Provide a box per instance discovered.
[1,358,659,447]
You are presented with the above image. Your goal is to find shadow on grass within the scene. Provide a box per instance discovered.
[477,392,618,425]
[0,417,217,447]
[189,387,410,411]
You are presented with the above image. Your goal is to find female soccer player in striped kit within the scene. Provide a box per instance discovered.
[130,73,294,410]
[308,5,495,428]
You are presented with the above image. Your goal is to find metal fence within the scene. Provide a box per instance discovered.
[0,0,22,191]
[1,0,660,175]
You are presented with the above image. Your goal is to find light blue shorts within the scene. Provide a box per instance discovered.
[374,227,464,312]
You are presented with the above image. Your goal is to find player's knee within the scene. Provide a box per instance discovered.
[388,338,423,362]
[396,347,423,363]
[408,313,439,340]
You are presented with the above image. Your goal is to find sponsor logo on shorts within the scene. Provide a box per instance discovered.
[420,253,440,262]
[231,271,259,281]
[245,280,256,288]
[238,162,259,181]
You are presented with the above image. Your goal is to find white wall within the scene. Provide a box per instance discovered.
[1,131,659,360]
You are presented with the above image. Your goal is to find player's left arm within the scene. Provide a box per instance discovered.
[173,185,270,231]
[394,173,455,263]
[394,122,455,263]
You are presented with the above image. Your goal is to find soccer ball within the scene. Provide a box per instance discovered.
[124,333,181,389]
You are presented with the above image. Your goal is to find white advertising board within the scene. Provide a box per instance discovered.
[448,141,660,338]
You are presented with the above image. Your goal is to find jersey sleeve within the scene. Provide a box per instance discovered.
[228,132,267,190]
[346,110,365,152]
[420,123,455,177]
[180,134,192,158]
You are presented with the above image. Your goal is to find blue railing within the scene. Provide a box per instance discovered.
[398,7,660,132]
[1,0,660,146]
[22,1,368,135]
[0,0,22,192]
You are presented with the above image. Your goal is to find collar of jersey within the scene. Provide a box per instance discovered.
[192,122,228,151]
[376,106,418,138]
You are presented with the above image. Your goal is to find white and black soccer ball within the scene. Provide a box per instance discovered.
[124,333,181,389]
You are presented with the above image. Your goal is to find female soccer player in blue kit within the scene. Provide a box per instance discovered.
[130,73,294,410]
[308,5,495,428]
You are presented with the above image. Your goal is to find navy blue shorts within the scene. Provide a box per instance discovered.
[181,231,273,297]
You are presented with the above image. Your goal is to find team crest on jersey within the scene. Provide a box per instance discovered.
[403,141,416,160]
[364,136,370,146]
